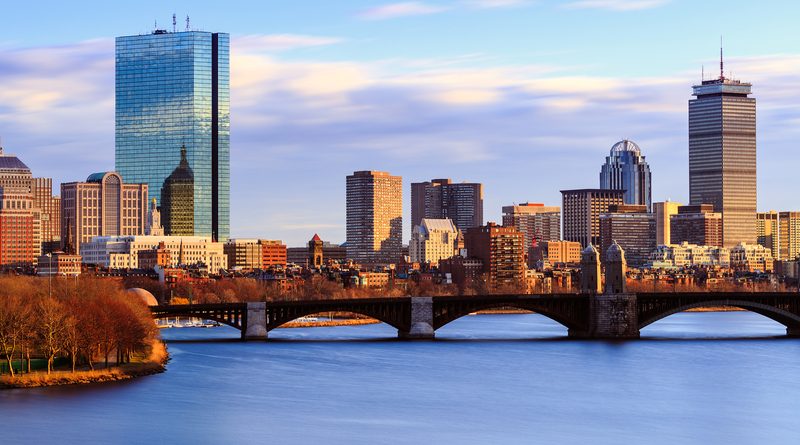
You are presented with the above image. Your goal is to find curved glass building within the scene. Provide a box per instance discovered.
[599,139,652,211]
[115,29,229,241]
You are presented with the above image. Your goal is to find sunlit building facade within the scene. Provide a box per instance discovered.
[346,171,403,265]
[115,29,230,241]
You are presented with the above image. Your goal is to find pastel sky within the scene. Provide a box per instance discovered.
[2,0,800,247]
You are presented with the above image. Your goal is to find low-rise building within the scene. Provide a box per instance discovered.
[37,252,81,276]
[730,242,774,273]
[82,235,227,274]
[409,218,458,267]
[649,242,730,269]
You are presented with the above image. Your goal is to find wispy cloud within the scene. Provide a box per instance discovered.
[563,0,669,11]
[235,34,344,52]
[465,0,532,8]
[2,39,799,245]
[358,2,448,20]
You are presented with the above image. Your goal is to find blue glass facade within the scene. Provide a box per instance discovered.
[115,30,229,241]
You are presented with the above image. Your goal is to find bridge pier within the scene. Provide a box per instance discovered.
[569,293,640,339]
[243,302,268,341]
[787,327,800,337]
[398,297,435,340]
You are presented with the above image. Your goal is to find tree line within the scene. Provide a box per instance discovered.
[0,276,157,377]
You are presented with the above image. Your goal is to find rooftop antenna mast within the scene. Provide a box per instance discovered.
[719,35,724,80]
[173,13,177,33]
[186,15,190,31]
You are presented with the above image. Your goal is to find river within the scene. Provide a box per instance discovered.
[2,312,799,444]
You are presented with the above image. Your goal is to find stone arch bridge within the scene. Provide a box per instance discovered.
[149,292,800,340]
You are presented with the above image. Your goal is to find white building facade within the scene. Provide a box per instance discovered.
[82,235,227,273]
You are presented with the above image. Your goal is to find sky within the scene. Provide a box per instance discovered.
[2,0,800,247]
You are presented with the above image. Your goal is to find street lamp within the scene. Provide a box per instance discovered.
[46,253,52,298]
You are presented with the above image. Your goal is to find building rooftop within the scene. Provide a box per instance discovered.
[610,139,641,155]
[0,146,31,171]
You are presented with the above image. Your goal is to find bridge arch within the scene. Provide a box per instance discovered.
[433,301,586,333]
[638,299,800,332]
[266,308,405,332]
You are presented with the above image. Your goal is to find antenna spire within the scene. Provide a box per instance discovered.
[173,13,177,32]
[719,35,724,80]
[186,15,190,31]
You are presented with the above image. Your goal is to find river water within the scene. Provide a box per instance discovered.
[2,312,800,444]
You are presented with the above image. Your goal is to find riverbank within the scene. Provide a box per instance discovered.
[0,340,169,390]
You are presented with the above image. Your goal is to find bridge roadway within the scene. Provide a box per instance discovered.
[149,292,800,340]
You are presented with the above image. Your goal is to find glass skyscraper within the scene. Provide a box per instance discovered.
[599,139,652,211]
[115,29,229,241]
[689,63,756,248]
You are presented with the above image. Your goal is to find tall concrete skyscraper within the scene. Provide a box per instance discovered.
[411,179,483,233]
[599,139,652,210]
[561,189,625,249]
[346,171,403,265]
[115,28,230,241]
[689,51,756,248]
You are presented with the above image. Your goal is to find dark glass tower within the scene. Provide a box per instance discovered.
[599,139,652,211]
[115,29,230,241]
[689,54,756,248]
[161,145,195,236]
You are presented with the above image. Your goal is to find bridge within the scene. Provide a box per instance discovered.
[149,291,800,340]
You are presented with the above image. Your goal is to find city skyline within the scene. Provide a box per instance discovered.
[2,2,800,246]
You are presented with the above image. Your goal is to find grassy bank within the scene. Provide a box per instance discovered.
[0,340,169,390]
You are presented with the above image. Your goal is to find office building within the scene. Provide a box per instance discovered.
[561,189,625,249]
[670,204,723,247]
[261,240,287,268]
[528,240,582,270]
[689,54,756,247]
[346,171,402,265]
[0,145,34,267]
[501,203,560,249]
[60,172,148,254]
[411,178,483,232]
[464,223,525,291]
[224,239,263,270]
[599,205,656,268]
[757,211,800,261]
[32,177,60,252]
[599,139,652,210]
[409,218,458,267]
[116,29,230,241]
[654,201,682,246]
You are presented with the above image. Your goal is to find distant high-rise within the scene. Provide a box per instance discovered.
[346,171,402,265]
[411,179,483,233]
[599,140,652,210]
[670,205,723,247]
[561,189,625,249]
[757,211,800,260]
[115,28,230,241]
[689,50,756,247]
[654,201,682,245]
[464,223,525,291]
[501,202,560,248]
[599,204,655,268]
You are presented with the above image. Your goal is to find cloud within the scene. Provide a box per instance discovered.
[465,0,532,8]
[2,38,800,246]
[234,34,344,52]
[563,0,670,11]
[358,2,448,20]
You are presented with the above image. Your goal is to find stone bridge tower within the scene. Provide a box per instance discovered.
[604,240,627,294]
[580,244,602,294]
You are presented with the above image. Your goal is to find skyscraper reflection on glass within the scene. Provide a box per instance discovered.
[115,29,229,241]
